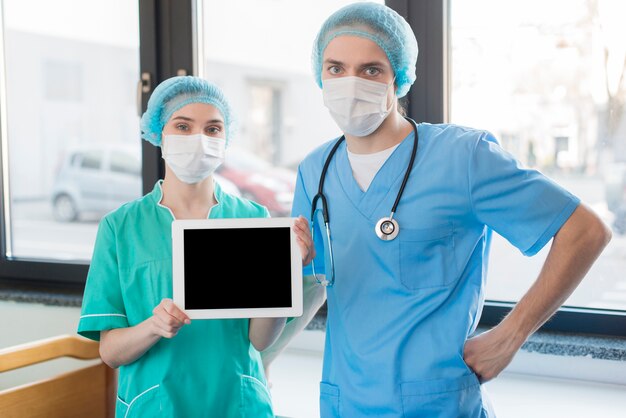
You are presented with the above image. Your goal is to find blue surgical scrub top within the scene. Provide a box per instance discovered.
[291,123,580,418]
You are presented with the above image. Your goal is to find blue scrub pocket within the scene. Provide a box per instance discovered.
[319,381,340,417]
[399,224,458,290]
[400,373,486,418]
[116,384,161,418]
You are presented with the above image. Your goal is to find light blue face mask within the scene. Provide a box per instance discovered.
[161,133,225,184]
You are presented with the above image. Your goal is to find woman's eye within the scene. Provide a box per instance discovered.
[206,126,221,134]
[365,67,380,76]
[176,123,189,131]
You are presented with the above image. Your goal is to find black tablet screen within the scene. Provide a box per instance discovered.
[183,226,293,309]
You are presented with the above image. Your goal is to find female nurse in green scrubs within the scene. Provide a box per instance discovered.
[77,75,314,418]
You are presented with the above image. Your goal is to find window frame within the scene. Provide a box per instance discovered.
[1,0,624,338]
[0,0,193,288]
[387,0,626,337]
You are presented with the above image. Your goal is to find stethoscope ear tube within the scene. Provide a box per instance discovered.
[311,135,346,224]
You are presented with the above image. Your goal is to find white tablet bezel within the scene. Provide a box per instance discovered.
[172,217,303,319]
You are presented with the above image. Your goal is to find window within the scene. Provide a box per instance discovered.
[384,0,625,334]
[0,0,141,268]
[248,82,283,165]
[448,0,626,313]
[200,0,384,217]
[1,0,621,333]
[0,0,197,285]
[110,150,141,176]
[43,60,83,102]
[79,151,103,170]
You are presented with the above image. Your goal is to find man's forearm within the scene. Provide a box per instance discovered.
[261,275,327,368]
[499,203,611,344]
[249,317,287,352]
[463,204,611,383]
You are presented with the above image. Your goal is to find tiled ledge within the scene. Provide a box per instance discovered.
[516,328,626,361]
[0,283,83,307]
[305,315,626,362]
[3,285,625,362]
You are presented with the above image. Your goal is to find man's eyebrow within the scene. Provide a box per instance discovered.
[359,61,387,68]
[324,58,344,65]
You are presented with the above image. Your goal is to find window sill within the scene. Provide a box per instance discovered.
[509,327,626,362]
[0,281,83,307]
[4,286,625,364]
[304,314,626,363]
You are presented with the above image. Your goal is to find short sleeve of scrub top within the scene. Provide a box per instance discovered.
[469,132,581,256]
[78,217,129,341]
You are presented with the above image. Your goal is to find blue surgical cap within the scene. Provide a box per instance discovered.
[312,2,418,98]
[140,75,234,147]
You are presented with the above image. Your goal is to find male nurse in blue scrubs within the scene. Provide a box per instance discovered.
[280,3,612,417]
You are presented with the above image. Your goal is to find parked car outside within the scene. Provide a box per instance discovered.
[216,145,296,217]
[52,143,241,222]
[51,144,142,222]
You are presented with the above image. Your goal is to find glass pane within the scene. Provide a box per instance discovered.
[79,151,103,170]
[1,0,141,262]
[201,0,382,217]
[110,150,141,176]
[449,0,626,310]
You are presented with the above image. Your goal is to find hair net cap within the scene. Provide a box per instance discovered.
[140,75,234,147]
[312,1,418,98]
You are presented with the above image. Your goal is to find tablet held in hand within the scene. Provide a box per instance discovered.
[171,217,303,319]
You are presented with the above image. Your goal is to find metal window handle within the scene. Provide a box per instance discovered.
[136,72,152,116]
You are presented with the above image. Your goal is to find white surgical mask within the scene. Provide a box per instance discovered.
[322,76,394,137]
[161,133,225,184]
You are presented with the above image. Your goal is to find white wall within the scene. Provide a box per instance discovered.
[3,300,626,418]
[0,300,96,391]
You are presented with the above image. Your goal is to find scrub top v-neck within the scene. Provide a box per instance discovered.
[78,180,275,418]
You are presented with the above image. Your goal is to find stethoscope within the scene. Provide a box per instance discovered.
[310,117,419,286]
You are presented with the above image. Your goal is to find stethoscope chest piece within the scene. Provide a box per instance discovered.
[375,217,399,241]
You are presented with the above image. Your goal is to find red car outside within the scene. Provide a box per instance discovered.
[216,146,296,217]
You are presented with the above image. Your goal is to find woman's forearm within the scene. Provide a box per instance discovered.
[100,318,161,369]
[249,317,287,351]
[99,298,190,368]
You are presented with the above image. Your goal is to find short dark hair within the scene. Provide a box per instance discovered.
[398,96,408,117]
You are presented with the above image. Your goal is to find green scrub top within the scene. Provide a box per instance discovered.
[77,180,275,418]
